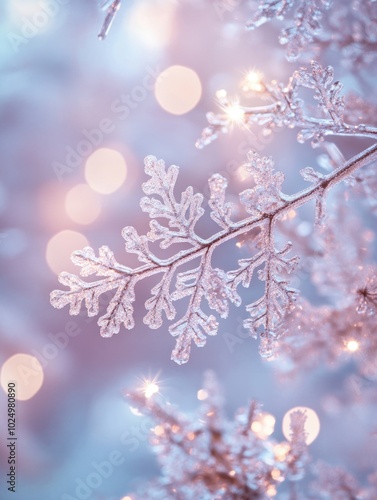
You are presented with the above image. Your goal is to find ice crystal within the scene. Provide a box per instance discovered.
[98,0,121,40]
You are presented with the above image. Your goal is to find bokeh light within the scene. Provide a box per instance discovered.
[128,0,175,50]
[251,412,275,439]
[282,406,320,445]
[197,389,208,400]
[8,0,42,21]
[46,230,88,275]
[1,353,44,401]
[242,69,264,92]
[274,442,290,461]
[153,425,165,436]
[345,339,360,352]
[155,65,202,115]
[65,183,102,225]
[8,0,58,36]
[85,148,127,194]
[266,485,277,497]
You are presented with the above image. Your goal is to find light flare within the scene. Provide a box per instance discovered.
[345,339,360,352]
[282,406,320,445]
[225,102,245,124]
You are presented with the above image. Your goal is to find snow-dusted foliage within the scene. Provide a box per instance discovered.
[124,371,309,499]
[123,372,377,499]
[246,0,377,64]
[274,201,377,377]
[310,461,377,500]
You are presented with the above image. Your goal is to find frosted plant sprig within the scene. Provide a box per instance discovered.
[124,371,309,499]
[246,0,377,64]
[196,61,377,149]
[50,142,377,364]
[276,297,377,378]
[275,202,377,377]
[247,0,331,61]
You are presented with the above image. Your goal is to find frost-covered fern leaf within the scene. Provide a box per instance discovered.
[51,143,377,364]
[197,61,377,149]
[50,153,296,363]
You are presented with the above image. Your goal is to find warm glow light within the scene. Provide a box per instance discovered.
[225,102,245,124]
[197,389,208,400]
[237,165,249,182]
[251,412,275,439]
[153,425,165,436]
[128,0,175,49]
[274,442,290,461]
[65,184,102,225]
[216,89,227,100]
[229,470,236,477]
[85,148,127,194]
[242,70,264,92]
[271,468,282,480]
[1,354,44,401]
[144,383,159,399]
[155,65,202,115]
[121,496,133,500]
[345,339,360,352]
[282,406,320,445]
[46,230,88,275]
[267,485,277,497]
[251,421,262,433]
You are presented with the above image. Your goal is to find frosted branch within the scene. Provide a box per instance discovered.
[197,62,377,149]
[51,141,377,364]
